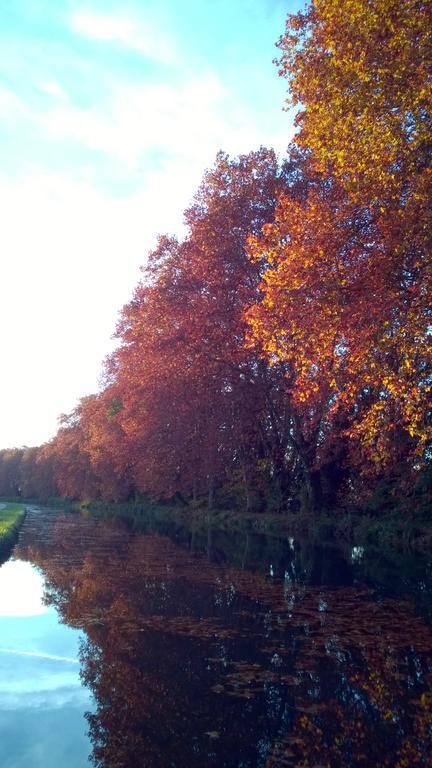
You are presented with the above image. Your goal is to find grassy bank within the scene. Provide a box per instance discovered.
[0,503,26,562]
[0,495,76,509]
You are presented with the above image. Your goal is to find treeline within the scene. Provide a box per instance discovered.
[1,0,430,514]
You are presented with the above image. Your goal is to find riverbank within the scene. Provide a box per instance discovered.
[0,503,26,562]
[82,495,432,553]
[1,492,430,553]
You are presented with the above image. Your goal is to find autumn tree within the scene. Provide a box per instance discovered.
[76,392,134,501]
[46,408,100,500]
[0,449,23,497]
[247,173,370,507]
[247,0,432,486]
[105,149,297,509]
[278,0,432,206]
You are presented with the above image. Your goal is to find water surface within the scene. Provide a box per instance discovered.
[3,506,432,767]
[0,557,92,767]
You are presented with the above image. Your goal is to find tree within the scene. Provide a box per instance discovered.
[106,149,296,509]
[277,0,432,207]
[248,0,432,481]
[47,409,100,500]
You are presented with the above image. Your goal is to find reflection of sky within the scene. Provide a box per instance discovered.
[0,560,47,616]
[0,559,92,767]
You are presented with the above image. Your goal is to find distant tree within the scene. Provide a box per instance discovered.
[46,410,100,500]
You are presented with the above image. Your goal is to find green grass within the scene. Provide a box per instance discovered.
[0,503,26,561]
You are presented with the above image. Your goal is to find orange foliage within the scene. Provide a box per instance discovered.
[248,0,432,475]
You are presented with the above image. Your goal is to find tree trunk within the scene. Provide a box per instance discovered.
[207,474,214,511]
[242,464,251,512]
[302,466,323,513]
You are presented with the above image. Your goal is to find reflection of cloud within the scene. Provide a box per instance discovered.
[0,648,78,664]
[0,651,88,709]
[0,685,91,711]
[0,557,90,717]
[0,703,92,768]
[0,668,84,697]
[0,561,47,617]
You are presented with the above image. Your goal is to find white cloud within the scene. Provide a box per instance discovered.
[0,85,28,122]
[68,8,176,64]
[42,73,225,164]
[38,80,66,99]
[41,71,287,168]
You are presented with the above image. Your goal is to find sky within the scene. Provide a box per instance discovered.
[0,0,300,449]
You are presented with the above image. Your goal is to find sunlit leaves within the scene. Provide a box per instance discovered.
[248,0,432,478]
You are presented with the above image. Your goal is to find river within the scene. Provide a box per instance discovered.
[0,506,431,767]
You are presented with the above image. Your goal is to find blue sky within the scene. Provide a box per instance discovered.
[0,0,301,448]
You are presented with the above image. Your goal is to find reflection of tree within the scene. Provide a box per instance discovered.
[18,510,432,767]
[80,633,178,767]
[266,646,432,768]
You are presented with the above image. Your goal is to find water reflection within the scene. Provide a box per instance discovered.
[16,509,432,768]
[0,555,91,767]
[0,560,47,617]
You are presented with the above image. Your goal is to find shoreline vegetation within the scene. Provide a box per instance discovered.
[82,495,432,554]
[0,503,26,562]
[1,494,431,554]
